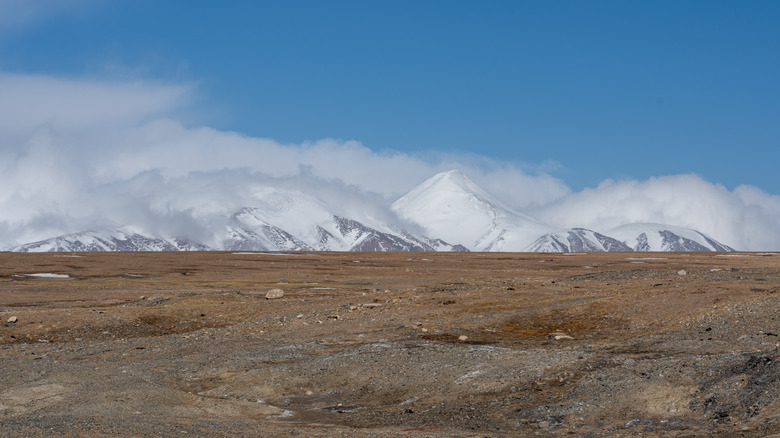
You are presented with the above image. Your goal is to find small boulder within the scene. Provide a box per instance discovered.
[265,288,285,299]
[7,316,18,324]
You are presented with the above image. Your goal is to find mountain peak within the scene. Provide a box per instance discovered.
[607,223,734,252]
[392,170,554,251]
[395,170,488,206]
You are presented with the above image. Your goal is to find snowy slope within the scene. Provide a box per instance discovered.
[527,228,633,252]
[393,170,559,251]
[222,187,445,251]
[12,229,212,252]
[607,223,734,252]
[224,208,314,251]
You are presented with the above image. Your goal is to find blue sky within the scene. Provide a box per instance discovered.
[2,0,780,250]
[2,0,779,192]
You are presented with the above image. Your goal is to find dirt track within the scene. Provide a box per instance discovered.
[1,251,779,437]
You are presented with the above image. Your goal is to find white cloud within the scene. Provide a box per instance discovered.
[0,73,191,138]
[90,119,571,205]
[0,72,569,247]
[0,0,98,33]
[532,175,780,251]
[2,72,779,251]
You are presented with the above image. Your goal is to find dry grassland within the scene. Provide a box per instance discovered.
[1,251,779,436]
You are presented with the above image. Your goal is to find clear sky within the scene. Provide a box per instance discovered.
[2,0,779,192]
[2,0,780,250]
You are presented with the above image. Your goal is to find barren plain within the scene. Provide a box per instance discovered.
[1,251,779,437]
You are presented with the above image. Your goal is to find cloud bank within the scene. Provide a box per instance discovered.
[0,73,569,247]
[1,72,779,250]
[532,176,780,251]
[0,0,97,33]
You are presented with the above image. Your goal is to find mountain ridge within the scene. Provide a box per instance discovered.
[7,170,735,253]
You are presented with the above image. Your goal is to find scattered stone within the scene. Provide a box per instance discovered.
[361,303,382,308]
[265,289,285,299]
[458,335,468,341]
[550,332,574,340]
[7,316,18,324]
[305,390,313,396]
[538,421,550,428]
[678,270,687,276]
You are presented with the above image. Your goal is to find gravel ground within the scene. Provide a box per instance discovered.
[1,251,779,437]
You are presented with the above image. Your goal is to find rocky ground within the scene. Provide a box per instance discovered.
[1,251,779,437]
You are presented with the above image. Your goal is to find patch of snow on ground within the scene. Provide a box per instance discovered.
[231,252,308,256]
[25,273,70,278]
[625,257,667,260]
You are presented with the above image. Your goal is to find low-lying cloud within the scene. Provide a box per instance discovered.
[532,176,780,251]
[0,73,570,247]
[2,72,779,250]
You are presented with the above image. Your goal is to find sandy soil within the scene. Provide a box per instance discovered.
[1,251,779,437]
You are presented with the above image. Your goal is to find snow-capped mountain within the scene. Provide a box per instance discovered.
[5,170,736,253]
[11,229,212,252]
[219,186,452,251]
[392,170,557,251]
[224,207,313,251]
[526,228,633,252]
[606,223,734,252]
[225,207,441,252]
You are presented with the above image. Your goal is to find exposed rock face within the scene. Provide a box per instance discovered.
[527,228,633,253]
[608,224,735,252]
[12,230,213,252]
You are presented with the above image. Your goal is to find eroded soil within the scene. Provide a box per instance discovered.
[1,251,779,437]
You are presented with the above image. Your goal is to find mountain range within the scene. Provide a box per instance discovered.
[8,170,734,253]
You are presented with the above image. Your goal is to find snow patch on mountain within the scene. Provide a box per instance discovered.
[223,190,444,251]
[527,228,633,252]
[607,223,734,252]
[12,228,211,252]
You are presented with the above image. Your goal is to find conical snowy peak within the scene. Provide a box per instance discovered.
[393,170,491,206]
[393,170,557,251]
